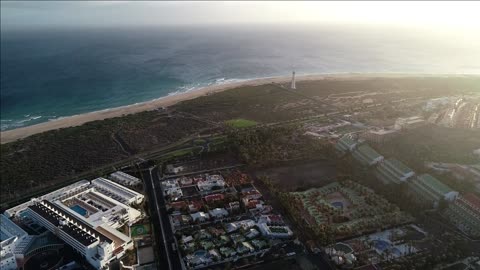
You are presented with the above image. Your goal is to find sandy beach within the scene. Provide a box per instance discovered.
[0,73,466,144]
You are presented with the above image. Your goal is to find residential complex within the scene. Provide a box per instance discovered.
[375,158,415,184]
[409,174,459,207]
[160,171,294,269]
[288,181,412,238]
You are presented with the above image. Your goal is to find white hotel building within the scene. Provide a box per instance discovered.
[5,178,144,269]
[1,214,30,270]
[109,171,142,186]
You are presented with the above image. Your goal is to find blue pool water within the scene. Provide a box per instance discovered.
[373,240,390,251]
[331,201,344,209]
[70,205,87,216]
[194,250,207,257]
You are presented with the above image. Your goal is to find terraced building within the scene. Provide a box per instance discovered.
[409,174,458,207]
[445,193,480,237]
[351,144,384,167]
[375,158,415,184]
[335,135,359,156]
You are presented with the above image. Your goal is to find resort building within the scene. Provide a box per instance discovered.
[394,116,426,130]
[26,200,119,269]
[362,129,399,144]
[409,174,459,207]
[91,178,144,205]
[351,144,384,167]
[258,223,293,239]
[335,134,359,156]
[1,214,29,270]
[445,193,480,236]
[375,158,415,184]
[5,180,91,218]
[4,178,145,269]
[109,171,141,186]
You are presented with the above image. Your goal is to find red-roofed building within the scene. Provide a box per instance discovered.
[266,215,284,225]
[446,193,480,237]
[464,193,480,210]
[167,201,187,211]
[242,190,262,200]
[204,194,225,203]
[188,200,204,213]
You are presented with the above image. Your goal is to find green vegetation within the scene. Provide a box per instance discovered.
[228,125,333,167]
[2,77,478,207]
[130,223,152,238]
[225,119,258,128]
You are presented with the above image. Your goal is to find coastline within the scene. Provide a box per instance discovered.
[0,73,472,144]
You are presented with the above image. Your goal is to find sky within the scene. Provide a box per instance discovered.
[2,1,480,32]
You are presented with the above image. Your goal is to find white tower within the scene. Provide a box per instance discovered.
[291,71,296,89]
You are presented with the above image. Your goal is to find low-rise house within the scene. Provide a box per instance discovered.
[226,201,240,213]
[251,239,268,250]
[208,208,229,219]
[230,233,246,245]
[242,241,255,252]
[197,175,226,191]
[181,235,193,244]
[201,241,214,250]
[220,247,237,258]
[245,228,260,239]
[191,212,210,222]
[209,249,221,259]
[204,194,225,203]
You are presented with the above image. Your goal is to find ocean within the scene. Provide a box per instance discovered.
[1,24,479,131]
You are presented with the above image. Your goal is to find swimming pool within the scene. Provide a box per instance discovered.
[331,201,344,209]
[373,240,390,251]
[70,205,88,216]
[194,250,207,257]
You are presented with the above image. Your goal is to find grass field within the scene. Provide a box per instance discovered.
[131,223,151,238]
[225,118,258,128]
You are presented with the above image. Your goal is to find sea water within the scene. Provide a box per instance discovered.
[1,24,479,130]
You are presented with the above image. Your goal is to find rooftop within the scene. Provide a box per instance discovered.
[384,158,413,175]
[462,193,480,209]
[352,144,383,165]
[417,174,454,195]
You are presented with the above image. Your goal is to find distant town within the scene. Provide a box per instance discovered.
[1,76,480,270]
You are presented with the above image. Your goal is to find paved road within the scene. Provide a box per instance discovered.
[142,166,184,270]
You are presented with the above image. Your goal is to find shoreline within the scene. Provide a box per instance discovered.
[0,73,475,144]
